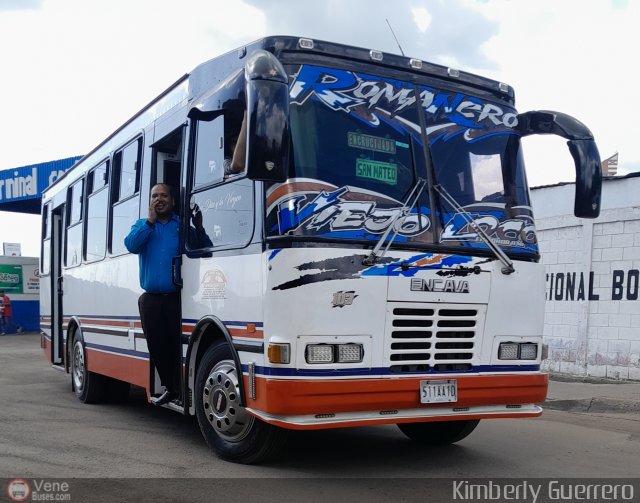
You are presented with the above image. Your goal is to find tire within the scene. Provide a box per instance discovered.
[70,332,106,404]
[397,419,480,445]
[195,341,287,464]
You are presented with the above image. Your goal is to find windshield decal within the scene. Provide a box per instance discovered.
[266,181,537,254]
[289,65,518,145]
[441,208,538,253]
[267,179,431,240]
[271,254,398,290]
[271,252,476,291]
[362,253,474,277]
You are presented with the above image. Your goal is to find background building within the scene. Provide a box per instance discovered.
[0,255,39,332]
[601,152,619,176]
[0,157,81,214]
[531,173,640,381]
[0,157,80,334]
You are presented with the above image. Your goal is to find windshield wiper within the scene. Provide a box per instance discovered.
[434,183,515,275]
[363,177,427,266]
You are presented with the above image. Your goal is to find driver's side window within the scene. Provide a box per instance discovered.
[188,108,252,252]
[193,116,225,189]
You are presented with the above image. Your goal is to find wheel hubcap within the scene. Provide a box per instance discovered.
[72,341,85,391]
[202,359,254,442]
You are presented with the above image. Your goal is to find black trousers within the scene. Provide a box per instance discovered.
[138,292,181,395]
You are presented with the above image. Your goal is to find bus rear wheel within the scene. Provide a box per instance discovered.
[397,419,480,445]
[71,332,106,404]
[195,341,286,464]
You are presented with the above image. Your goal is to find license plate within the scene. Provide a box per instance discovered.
[420,379,458,404]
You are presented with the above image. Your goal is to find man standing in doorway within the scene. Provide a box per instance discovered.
[125,184,181,406]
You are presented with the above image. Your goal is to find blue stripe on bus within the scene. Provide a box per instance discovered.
[240,364,540,377]
[63,314,264,328]
[85,342,149,359]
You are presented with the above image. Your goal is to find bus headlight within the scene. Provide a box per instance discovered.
[498,342,539,360]
[306,343,364,364]
[337,344,363,363]
[306,345,334,363]
[519,343,538,360]
[498,343,519,360]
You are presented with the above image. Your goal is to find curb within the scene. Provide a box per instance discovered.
[549,373,638,385]
[544,397,640,414]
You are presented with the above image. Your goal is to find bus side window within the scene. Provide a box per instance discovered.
[65,178,84,268]
[84,161,109,262]
[187,178,253,252]
[119,140,141,199]
[193,115,225,189]
[187,110,252,253]
[110,137,142,255]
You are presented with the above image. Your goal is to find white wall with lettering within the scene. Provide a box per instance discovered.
[531,175,640,380]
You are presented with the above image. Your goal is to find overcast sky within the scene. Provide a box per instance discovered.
[0,0,636,256]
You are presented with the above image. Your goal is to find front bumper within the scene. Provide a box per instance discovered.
[243,372,548,429]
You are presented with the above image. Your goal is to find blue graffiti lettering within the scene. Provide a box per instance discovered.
[278,187,349,233]
[290,66,359,111]
[289,65,519,145]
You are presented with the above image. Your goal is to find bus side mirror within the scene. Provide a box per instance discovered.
[245,50,290,183]
[516,110,602,219]
[568,139,601,218]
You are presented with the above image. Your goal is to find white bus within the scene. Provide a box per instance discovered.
[40,36,602,463]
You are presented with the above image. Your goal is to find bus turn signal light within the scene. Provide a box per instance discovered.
[267,343,290,364]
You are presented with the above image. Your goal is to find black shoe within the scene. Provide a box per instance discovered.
[153,390,177,406]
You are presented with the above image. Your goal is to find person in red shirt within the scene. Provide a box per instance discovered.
[0,290,19,335]
[0,290,10,335]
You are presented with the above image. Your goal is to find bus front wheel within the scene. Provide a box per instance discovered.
[397,419,480,445]
[195,341,287,464]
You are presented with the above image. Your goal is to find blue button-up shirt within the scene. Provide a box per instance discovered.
[124,215,179,293]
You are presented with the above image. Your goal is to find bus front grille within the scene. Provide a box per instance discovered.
[386,303,484,373]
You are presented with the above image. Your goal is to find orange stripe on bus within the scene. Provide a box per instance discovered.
[85,348,149,388]
[229,327,264,340]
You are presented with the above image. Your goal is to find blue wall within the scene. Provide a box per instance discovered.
[3,300,39,333]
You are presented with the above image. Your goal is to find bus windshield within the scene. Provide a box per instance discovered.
[265,64,538,257]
